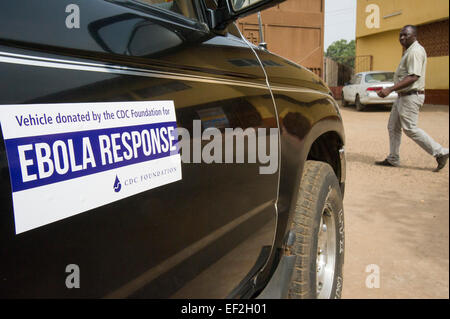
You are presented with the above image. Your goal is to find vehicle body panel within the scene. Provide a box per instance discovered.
[245,48,345,288]
[0,0,345,298]
[0,0,280,298]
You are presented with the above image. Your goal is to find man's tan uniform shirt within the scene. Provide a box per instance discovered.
[394,40,427,93]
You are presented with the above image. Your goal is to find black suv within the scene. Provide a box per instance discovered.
[0,0,346,299]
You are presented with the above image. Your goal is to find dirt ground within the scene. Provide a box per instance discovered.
[339,102,449,298]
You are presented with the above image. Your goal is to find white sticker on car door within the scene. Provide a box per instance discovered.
[0,100,181,234]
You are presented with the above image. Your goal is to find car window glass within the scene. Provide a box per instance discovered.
[355,75,362,84]
[365,72,394,83]
[134,0,199,20]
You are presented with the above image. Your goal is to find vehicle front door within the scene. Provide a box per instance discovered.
[0,0,278,298]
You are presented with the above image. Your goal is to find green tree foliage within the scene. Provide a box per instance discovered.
[325,39,355,68]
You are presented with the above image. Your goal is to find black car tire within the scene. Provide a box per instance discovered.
[355,94,365,111]
[341,93,348,107]
[287,160,345,299]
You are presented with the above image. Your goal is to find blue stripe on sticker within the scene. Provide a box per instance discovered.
[5,121,179,192]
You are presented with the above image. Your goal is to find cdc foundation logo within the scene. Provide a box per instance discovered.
[113,175,122,193]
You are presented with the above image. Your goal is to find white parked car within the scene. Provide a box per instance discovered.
[341,71,398,111]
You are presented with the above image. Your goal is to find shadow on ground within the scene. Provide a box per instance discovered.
[346,152,434,172]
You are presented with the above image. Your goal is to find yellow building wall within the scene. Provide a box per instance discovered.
[356,0,449,37]
[357,32,449,89]
[355,29,401,73]
[355,0,449,90]
[426,56,449,89]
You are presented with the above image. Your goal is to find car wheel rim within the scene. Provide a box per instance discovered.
[316,203,336,298]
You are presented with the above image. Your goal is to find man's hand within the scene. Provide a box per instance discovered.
[377,75,419,98]
[378,87,393,98]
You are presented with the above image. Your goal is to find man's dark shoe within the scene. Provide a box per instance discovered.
[375,159,399,167]
[434,153,449,172]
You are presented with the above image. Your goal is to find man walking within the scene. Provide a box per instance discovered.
[376,25,449,172]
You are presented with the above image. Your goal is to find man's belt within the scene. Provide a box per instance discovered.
[398,90,425,96]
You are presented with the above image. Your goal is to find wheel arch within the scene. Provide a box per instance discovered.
[282,117,346,243]
[301,119,346,194]
[254,118,346,298]
[277,116,346,255]
[307,131,345,193]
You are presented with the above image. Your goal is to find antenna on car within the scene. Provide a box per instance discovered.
[257,12,267,50]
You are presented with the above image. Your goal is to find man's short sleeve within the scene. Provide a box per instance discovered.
[406,50,425,77]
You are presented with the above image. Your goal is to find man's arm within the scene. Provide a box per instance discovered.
[377,75,419,98]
